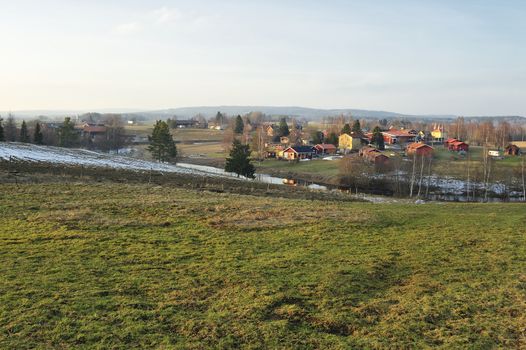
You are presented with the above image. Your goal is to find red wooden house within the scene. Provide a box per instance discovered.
[314,143,337,155]
[381,129,416,145]
[359,146,390,164]
[448,140,469,152]
[406,142,434,157]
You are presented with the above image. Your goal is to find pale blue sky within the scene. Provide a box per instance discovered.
[1,0,525,115]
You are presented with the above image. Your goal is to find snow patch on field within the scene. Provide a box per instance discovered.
[0,142,220,177]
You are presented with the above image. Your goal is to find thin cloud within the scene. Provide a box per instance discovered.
[151,6,182,24]
[114,22,141,35]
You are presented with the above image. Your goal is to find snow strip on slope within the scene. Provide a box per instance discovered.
[0,142,221,177]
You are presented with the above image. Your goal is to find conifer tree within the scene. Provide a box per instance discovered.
[311,130,324,145]
[58,117,78,147]
[148,120,177,162]
[352,120,362,133]
[234,115,244,134]
[215,111,224,125]
[0,117,4,142]
[5,114,17,142]
[372,126,385,150]
[225,139,255,178]
[34,122,44,144]
[20,121,29,143]
[278,117,290,136]
[327,132,339,147]
[341,123,352,135]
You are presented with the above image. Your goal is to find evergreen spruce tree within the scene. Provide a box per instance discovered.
[372,126,385,150]
[5,114,17,142]
[341,123,352,135]
[58,117,78,147]
[34,122,44,144]
[0,117,4,142]
[352,120,361,133]
[148,120,177,162]
[215,111,224,125]
[234,115,244,134]
[20,121,29,143]
[225,139,255,178]
[311,130,324,145]
[327,132,339,147]
[278,117,290,136]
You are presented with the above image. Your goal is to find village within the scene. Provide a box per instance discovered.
[1,110,525,200]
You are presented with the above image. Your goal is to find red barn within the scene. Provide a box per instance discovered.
[406,142,434,157]
[448,141,469,152]
[314,143,337,155]
[359,146,390,164]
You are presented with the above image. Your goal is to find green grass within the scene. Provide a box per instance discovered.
[178,142,227,159]
[171,129,225,142]
[256,158,341,177]
[1,184,525,349]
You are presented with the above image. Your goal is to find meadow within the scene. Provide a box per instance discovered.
[0,183,525,349]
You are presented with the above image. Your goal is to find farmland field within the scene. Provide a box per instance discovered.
[1,183,525,349]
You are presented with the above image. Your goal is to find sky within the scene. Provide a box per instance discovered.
[1,0,525,115]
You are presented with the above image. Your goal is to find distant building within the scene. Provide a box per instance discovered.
[359,146,390,165]
[448,141,469,152]
[431,124,447,143]
[79,123,107,142]
[282,146,316,160]
[382,129,416,145]
[511,141,526,149]
[265,143,284,158]
[445,138,469,152]
[314,143,337,155]
[504,144,521,156]
[406,142,434,157]
[339,132,363,152]
[174,119,203,128]
[280,136,290,145]
[265,124,277,137]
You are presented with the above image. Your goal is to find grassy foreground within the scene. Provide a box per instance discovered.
[0,184,525,349]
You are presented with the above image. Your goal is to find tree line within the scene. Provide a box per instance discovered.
[0,114,127,151]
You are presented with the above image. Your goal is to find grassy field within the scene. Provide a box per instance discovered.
[256,158,341,177]
[172,129,225,143]
[178,142,227,159]
[1,183,525,349]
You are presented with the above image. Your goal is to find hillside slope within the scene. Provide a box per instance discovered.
[0,183,525,349]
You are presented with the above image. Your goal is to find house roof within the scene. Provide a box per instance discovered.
[511,141,526,148]
[451,141,468,146]
[315,143,336,150]
[407,142,434,150]
[361,146,380,152]
[383,129,415,137]
[82,124,106,133]
[445,138,459,143]
[373,153,389,159]
[284,146,315,153]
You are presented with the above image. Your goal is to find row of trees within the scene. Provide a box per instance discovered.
[448,117,524,147]
[0,116,44,144]
[0,115,127,151]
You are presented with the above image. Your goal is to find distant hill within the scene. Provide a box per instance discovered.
[136,106,454,120]
[4,106,524,122]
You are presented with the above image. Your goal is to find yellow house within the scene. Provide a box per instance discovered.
[431,124,446,142]
[339,133,362,152]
